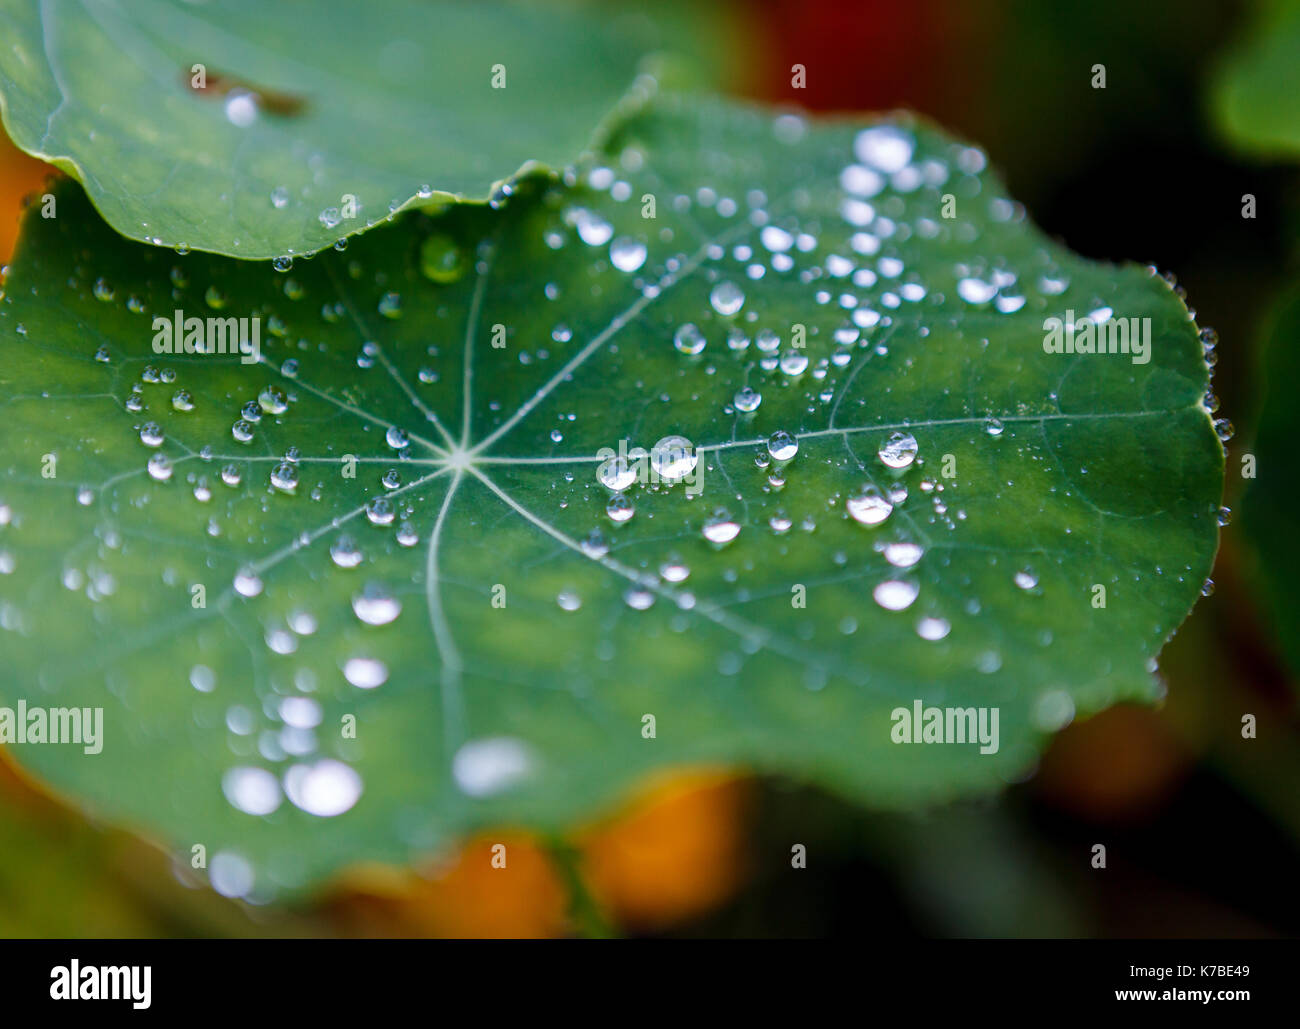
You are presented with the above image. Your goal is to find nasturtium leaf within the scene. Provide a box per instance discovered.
[0,0,689,260]
[1210,0,1300,159]
[0,94,1222,898]
[1240,288,1300,680]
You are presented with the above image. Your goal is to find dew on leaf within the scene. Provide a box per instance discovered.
[878,431,918,469]
[352,583,401,626]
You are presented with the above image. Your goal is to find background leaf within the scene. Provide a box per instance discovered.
[0,94,1221,898]
[1210,0,1300,160]
[0,0,703,259]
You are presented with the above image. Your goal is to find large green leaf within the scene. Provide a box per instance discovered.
[0,0,691,259]
[1210,0,1300,159]
[0,94,1221,898]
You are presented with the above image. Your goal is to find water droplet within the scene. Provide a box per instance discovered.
[284,759,362,817]
[139,422,164,447]
[610,236,647,273]
[147,453,173,481]
[883,541,923,567]
[878,431,918,469]
[92,278,115,302]
[223,767,281,816]
[702,510,741,545]
[232,419,255,443]
[330,536,363,568]
[768,431,799,462]
[570,208,613,247]
[272,255,293,273]
[378,293,403,319]
[221,464,242,486]
[780,352,809,377]
[873,578,919,610]
[258,386,288,415]
[660,560,690,583]
[556,590,582,612]
[734,386,762,413]
[233,568,264,597]
[710,281,745,316]
[916,616,950,640]
[420,233,466,283]
[673,323,706,355]
[606,492,635,523]
[847,486,892,526]
[172,390,194,412]
[1014,568,1038,590]
[854,125,914,172]
[224,91,259,127]
[650,436,697,482]
[270,186,290,209]
[365,497,395,526]
[270,462,298,492]
[984,418,1005,438]
[343,656,388,689]
[597,455,638,492]
[352,582,401,625]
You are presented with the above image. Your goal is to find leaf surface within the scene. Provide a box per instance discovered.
[0,0,686,258]
[0,95,1222,897]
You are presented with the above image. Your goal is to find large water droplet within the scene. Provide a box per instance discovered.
[878,431,918,469]
[873,579,919,610]
[847,487,892,526]
[352,583,401,626]
[710,281,745,316]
